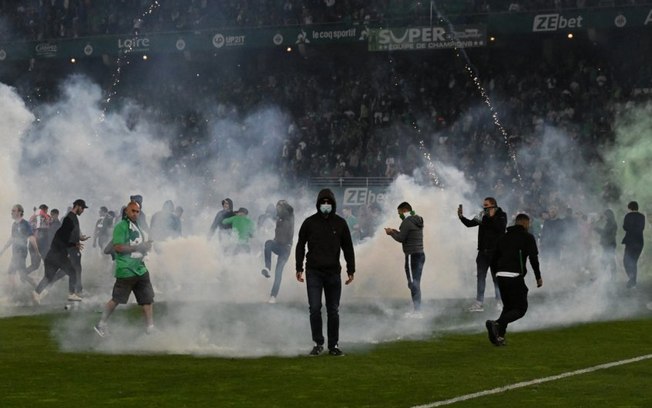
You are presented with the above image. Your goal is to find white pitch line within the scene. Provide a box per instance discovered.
[411,353,652,408]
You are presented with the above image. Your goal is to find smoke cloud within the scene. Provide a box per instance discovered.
[0,76,649,357]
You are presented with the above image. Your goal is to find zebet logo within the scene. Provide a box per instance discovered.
[342,188,386,206]
[532,14,583,31]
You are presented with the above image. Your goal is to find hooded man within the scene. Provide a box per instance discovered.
[208,198,235,241]
[296,188,355,356]
[385,201,425,317]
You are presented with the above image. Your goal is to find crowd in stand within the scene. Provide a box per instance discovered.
[0,1,650,227]
[1,0,650,41]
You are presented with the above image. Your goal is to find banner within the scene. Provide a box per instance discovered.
[368,25,486,51]
[0,5,650,61]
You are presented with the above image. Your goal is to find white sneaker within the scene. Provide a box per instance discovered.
[94,323,108,338]
[404,311,424,319]
[31,290,41,305]
[268,296,277,304]
[67,293,83,302]
[467,302,484,312]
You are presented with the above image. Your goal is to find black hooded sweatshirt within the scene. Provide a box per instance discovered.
[209,198,235,236]
[295,189,355,275]
[492,224,542,280]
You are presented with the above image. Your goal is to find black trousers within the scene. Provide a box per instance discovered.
[306,269,342,350]
[495,276,528,337]
[35,253,76,294]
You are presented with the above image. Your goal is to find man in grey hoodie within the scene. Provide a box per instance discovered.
[385,202,425,317]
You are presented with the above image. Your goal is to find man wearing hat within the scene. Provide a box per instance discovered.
[33,199,90,303]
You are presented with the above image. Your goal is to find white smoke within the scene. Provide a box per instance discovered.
[0,76,649,357]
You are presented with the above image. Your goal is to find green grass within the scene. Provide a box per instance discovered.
[2,309,652,407]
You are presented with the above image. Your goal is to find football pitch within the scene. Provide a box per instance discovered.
[1,293,651,408]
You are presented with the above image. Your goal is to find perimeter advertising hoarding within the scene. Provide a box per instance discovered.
[368,25,486,51]
[0,6,650,61]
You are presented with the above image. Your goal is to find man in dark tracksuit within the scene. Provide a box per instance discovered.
[385,201,425,316]
[296,189,355,356]
[458,197,507,312]
[486,214,543,346]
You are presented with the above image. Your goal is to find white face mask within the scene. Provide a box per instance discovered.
[319,204,332,214]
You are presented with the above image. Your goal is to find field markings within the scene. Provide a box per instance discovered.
[411,353,652,408]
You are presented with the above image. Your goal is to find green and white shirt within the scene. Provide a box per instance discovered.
[113,218,149,278]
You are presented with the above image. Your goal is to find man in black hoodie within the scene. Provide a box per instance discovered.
[458,197,506,312]
[296,189,355,356]
[486,214,543,346]
[208,198,235,241]
[385,201,425,317]
[261,200,294,304]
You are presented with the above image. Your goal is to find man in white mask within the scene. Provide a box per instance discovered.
[296,188,355,356]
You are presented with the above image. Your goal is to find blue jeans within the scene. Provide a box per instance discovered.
[476,250,501,303]
[264,240,290,297]
[306,269,341,350]
[404,252,425,311]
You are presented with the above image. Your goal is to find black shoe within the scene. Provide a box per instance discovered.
[309,345,323,356]
[485,320,499,346]
[261,268,271,278]
[328,347,344,356]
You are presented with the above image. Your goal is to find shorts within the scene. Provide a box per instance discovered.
[111,272,155,305]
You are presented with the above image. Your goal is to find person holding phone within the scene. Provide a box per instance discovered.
[457,197,507,312]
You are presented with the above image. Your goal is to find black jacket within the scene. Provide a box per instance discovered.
[622,211,645,247]
[492,225,542,280]
[209,198,235,236]
[295,189,355,274]
[46,212,78,260]
[459,207,507,251]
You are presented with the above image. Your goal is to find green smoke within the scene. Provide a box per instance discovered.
[605,104,652,204]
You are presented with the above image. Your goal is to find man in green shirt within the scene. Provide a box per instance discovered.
[222,207,254,254]
[94,201,154,337]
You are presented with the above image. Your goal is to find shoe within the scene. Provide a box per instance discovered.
[309,345,324,356]
[267,296,277,304]
[404,311,424,319]
[145,325,157,335]
[496,336,506,346]
[485,320,499,345]
[495,301,503,311]
[261,268,270,278]
[67,293,83,302]
[94,323,107,338]
[328,346,344,356]
[31,290,41,305]
[468,302,484,312]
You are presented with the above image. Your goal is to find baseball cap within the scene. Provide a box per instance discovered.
[73,199,88,209]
